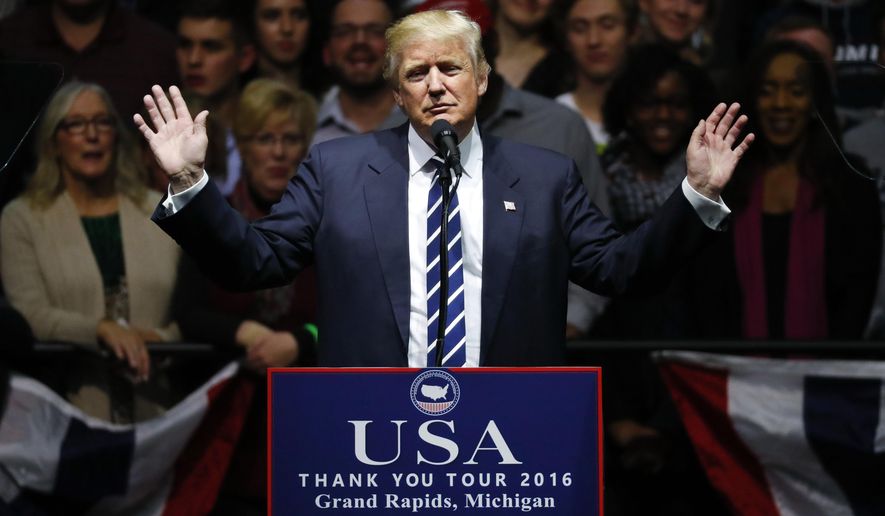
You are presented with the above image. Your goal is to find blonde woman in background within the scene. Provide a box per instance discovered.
[174,78,318,515]
[1,82,181,423]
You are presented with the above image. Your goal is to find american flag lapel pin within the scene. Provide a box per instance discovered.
[504,201,517,212]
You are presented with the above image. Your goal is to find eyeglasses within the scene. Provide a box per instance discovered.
[329,23,387,41]
[250,132,304,148]
[58,115,117,134]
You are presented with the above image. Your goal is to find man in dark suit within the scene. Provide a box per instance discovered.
[135,10,753,367]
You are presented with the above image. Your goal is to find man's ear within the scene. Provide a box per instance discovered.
[392,87,403,108]
[238,43,257,73]
[477,72,488,97]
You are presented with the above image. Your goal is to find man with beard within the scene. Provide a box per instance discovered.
[311,0,406,145]
[0,0,177,123]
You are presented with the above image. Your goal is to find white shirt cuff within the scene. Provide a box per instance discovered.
[681,177,730,230]
[161,171,209,216]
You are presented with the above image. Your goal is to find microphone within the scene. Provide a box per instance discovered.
[431,119,460,171]
[429,120,460,367]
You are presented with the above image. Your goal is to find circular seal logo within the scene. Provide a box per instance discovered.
[410,370,460,416]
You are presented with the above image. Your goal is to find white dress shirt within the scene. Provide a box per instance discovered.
[406,123,484,367]
[163,122,730,367]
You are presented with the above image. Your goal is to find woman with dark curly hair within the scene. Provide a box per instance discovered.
[591,45,725,516]
[601,43,717,233]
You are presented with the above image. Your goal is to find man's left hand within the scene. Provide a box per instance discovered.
[686,102,755,200]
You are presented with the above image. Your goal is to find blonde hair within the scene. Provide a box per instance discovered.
[233,78,318,145]
[26,82,147,209]
[383,10,491,85]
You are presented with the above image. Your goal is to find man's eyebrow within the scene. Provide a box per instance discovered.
[402,62,427,73]
[443,55,472,66]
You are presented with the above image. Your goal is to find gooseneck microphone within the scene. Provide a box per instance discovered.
[429,120,462,367]
[431,119,461,175]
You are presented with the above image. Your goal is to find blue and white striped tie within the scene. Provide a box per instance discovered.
[426,158,467,367]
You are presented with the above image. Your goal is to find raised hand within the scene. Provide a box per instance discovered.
[686,102,755,200]
[133,85,209,193]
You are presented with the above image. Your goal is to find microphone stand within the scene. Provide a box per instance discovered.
[433,154,462,367]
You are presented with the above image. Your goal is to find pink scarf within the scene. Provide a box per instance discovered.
[733,174,828,338]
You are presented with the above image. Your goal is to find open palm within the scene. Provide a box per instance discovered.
[686,103,755,200]
[133,85,209,191]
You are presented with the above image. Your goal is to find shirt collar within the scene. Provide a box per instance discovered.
[317,86,407,132]
[316,86,350,129]
[407,121,481,178]
[481,81,524,128]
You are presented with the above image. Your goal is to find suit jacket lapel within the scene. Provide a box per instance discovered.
[480,138,524,364]
[365,126,411,349]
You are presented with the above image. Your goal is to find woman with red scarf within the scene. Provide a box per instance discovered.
[687,40,880,340]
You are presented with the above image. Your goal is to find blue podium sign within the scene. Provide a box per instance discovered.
[269,367,602,515]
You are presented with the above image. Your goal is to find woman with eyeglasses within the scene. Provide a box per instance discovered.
[0,82,181,423]
[173,78,317,514]
[178,78,318,377]
[589,45,727,516]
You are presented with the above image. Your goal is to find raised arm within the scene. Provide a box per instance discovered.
[685,102,755,200]
[133,85,209,193]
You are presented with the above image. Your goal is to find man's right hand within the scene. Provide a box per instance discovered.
[133,85,209,193]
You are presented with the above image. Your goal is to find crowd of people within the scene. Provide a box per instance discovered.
[1,0,884,514]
